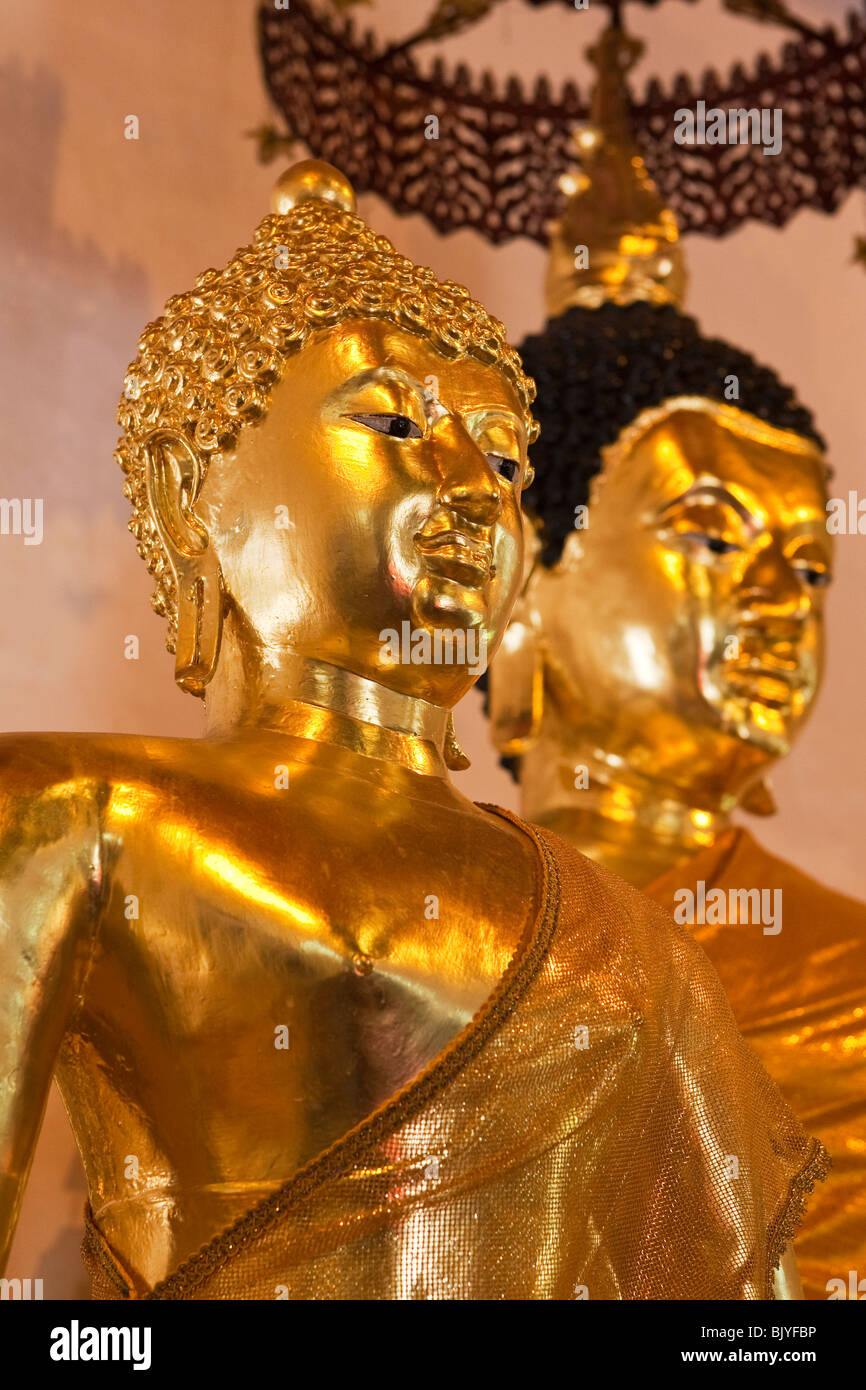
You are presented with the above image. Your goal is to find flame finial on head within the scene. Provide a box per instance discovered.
[545,26,687,317]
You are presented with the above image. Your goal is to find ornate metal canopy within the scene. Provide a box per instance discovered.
[257,0,866,244]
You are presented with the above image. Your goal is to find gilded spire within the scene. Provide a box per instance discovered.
[545,26,687,316]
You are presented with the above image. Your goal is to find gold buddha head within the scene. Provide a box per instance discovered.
[491,299,830,804]
[116,161,537,714]
[487,24,830,809]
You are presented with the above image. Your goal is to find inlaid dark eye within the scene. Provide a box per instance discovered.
[349,413,423,439]
[487,454,520,483]
[795,565,831,589]
[681,531,740,556]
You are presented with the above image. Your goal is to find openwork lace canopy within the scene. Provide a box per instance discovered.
[258,0,866,245]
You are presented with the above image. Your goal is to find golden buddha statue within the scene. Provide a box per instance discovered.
[488,29,865,1301]
[0,159,825,1300]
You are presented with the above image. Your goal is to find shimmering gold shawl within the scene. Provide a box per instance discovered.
[82,813,827,1300]
[645,827,865,1301]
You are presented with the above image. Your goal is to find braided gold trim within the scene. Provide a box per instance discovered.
[766,1138,833,1301]
[82,1204,139,1300]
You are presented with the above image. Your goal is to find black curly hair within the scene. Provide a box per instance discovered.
[519,300,825,568]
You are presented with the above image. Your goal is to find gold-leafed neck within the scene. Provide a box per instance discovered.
[271,159,357,216]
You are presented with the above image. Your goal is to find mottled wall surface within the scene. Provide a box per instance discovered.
[1,0,863,1298]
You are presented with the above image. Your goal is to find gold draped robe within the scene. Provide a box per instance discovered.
[645,827,865,1302]
[81,816,827,1300]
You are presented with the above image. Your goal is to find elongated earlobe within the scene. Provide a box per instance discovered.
[173,568,224,696]
[144,429,224,695]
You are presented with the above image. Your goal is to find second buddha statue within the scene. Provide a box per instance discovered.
[487,28,865,1300]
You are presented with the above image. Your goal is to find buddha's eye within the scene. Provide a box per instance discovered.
[487,454,520,484]
[793,563,832,589]
[680,531,740,557]
[349,413,423,440]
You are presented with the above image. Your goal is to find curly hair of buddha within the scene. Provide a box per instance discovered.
[115,199,538,652]
[519,301,825,568]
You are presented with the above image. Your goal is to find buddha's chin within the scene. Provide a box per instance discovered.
[712,691,797,758]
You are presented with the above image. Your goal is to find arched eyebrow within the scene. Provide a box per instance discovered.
[463,407,527,452]
[328,366,427,408]
[658,480,759,530]
[661,477,830,544]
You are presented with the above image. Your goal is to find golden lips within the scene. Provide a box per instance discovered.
[718,625,814,711]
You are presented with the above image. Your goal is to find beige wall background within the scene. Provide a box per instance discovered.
[2,0,863,1298]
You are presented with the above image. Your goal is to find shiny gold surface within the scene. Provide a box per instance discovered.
[78,818,824,1301]
[116,164,536,658]
[646,829,866,1302]
[0,703,540,1290]
[0,165,541,1290]
[545,27,686,316]
[494,397,863,1297]
[270,157,357,217]
[494,30,859,1273]
[508,398,831,884]
[0,163,821,1300]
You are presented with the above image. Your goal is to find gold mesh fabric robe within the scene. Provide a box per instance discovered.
[81,814,828,1300]
[644,827,865,1302]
